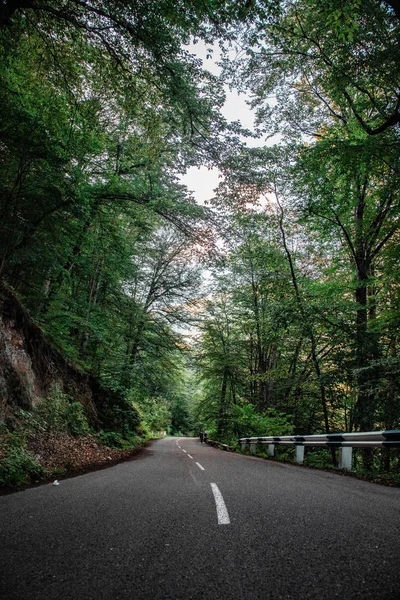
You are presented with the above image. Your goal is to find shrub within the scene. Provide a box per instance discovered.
[0,435,44,486]
[234,404,293,439]
[305,449,334,469]
[97,430,125,448]
[20,385,90,437]
[97,389,141,437]
[65,402,90,436]
[33,385,70,433]
[97,430,140,449]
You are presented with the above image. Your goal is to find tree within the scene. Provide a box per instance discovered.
[0,0,246,442]
[225,0,400,139]
[295,130,400,432]
[116,228,201,384]
[216,1,400,445]
[195,291,247,442]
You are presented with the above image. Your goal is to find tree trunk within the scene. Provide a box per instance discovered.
[217,368,229,439]
[276,192,331,439]
[351,184,380,467]
[40,200,101,316]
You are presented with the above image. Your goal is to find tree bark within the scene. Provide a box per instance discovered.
[276,190,332,437]
[217,368,229,439]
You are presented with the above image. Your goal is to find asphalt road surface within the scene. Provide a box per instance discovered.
[1,437,400,599]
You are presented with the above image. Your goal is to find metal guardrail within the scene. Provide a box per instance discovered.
[238,430,400,471]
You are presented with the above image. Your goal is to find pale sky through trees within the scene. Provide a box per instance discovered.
[180,41,257,206]
[180,41,281,207]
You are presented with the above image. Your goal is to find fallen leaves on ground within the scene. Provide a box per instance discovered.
[27,433,141,475]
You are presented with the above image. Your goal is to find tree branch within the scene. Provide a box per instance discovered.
[342,88,400,135]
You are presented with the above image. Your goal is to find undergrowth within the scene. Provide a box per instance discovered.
[238,444,400,486]
[0,433,44,486]
[0,385,144,487]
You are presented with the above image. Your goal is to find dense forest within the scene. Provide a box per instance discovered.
[1,0,400,483]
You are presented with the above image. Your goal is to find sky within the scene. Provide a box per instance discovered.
[179,41,257,206]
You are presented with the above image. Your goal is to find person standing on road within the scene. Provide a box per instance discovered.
[199,429,204,443]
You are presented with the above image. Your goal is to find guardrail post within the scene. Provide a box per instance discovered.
[338,447,352,471]
[295,445,304,464]
[239,430,400,470]
[268,444,275,457]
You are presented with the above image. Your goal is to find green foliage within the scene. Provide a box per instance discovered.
[0,0,229,438]
[97,389,141,439]
[170,396,194,436]
[304,449,335,469]
[131,394,171,434]
[96,431,125,449]
[234,405,293,439]
[32,387,72,434]
[21,386,90,437]
[96,430,140,450]
[1,0,400,482]
[0,435,44,486]
[65,403,91,436]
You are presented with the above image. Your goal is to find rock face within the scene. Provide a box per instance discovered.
[0,285,98,424]
[0,311,42,412]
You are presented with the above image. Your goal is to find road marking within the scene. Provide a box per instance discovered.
[196,462,205,471]
[187,454,193,459]
[177,445,181,448]
[182,449,187,453]
[210,483,230,525]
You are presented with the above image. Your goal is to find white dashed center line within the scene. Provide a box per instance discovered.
[187,454,193,459]
[210,483,230,525]
[196,462,205,471]
[182,449,187,453]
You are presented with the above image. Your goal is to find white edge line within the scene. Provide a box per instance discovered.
[195,462,205,471]
[210,483,230,525]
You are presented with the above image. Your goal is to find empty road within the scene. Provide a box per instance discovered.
[1,437,400,599]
